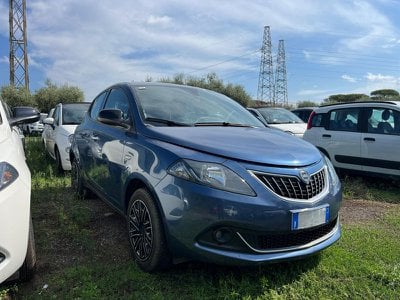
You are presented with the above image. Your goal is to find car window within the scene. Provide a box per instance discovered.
[257,108,304,124]
[62,103,90,125]
[53,107,60,126]
[328,108,359,132]
[311,113,324,127]
[367,108,400,135]
[135,85,262,126]
[90,91,108,120]
[104,88,131,123]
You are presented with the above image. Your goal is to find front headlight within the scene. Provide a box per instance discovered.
[324,155,339,186]
[168,159,255,196]
[0,162,19,191]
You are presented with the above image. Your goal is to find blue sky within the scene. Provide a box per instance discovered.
[1,0,400,104]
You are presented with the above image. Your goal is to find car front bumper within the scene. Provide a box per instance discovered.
[0,177,31,283]
[155,173,342,266]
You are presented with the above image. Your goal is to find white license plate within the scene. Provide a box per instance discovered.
[291,205,330,230]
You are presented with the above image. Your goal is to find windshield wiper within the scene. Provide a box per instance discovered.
[145,117,190,127]
[194,122,252,127]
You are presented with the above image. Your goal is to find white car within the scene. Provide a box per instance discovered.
[248,107,307,137]
[0,100,37,284]
[303,101,400,178]
[42,103,90,171]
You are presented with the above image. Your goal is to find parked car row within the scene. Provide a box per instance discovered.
[2,82,399,282]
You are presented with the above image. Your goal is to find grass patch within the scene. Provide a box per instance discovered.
[342,175,400,204]
[1,137,399,299]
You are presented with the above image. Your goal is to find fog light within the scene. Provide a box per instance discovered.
[213,228,233,244]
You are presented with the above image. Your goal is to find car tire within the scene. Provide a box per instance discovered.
[55,148,64,174]
[127,188,172,272]
[19,218,36,282]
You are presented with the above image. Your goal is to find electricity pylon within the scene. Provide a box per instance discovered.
[9,0,29,90]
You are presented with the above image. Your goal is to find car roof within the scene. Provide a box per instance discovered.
[292,107,316,111]
[314,101,400,112]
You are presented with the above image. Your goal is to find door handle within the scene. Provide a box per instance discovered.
[322,134,331,138]
[364,137,375,142]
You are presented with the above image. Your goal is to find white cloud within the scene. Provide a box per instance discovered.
[147,15,172,26]
[341,75,357,83]
[365,72,399,85]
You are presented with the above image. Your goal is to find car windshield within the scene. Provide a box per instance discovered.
[133,85,264,127]
[62,103,90,125]
[258,108,304,124]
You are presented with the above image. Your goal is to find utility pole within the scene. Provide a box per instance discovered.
[9,0,29,91]
[274,40,288,106]
[257,26,274,104]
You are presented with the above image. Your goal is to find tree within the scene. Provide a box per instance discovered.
[34,79,84,113]
[0,85,35,108]
[160,72,252,107]
[370,89,399,100]
[297,100,319,108]
[323,93,369,104]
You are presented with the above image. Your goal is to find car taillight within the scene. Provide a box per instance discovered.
[0,162,19,191]
[307,111,316,129]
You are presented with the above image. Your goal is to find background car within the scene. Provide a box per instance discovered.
[303,101,400,179]
[70,82,342,272]
[0,100,37,284]
[248,107,307,137]
[291,107,316,123]
[42,102,90,172]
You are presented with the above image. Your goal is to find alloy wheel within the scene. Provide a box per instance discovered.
[128,199,153,261]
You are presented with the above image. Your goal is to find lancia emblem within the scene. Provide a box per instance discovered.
[299,170,310,184]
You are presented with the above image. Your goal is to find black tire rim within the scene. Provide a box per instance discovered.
[128,199,153,261]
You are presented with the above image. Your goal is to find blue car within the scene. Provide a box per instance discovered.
[70,82,342,272]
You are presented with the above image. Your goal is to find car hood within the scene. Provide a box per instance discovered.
[269,123,307,135]
[144,126,321,167]
[60,125,78,136]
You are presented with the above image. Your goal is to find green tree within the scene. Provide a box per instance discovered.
[160,72,251,107]
[297,100,319,108]
[370,89,399,100]
[34,80,84,113]
[323,93,369,104]
[0,85,35,108]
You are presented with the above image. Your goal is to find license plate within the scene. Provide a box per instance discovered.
[291,205,330,230]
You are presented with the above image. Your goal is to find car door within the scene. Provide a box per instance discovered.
[93,88,133,209]
[45,105,60,158]
[361,107,400,177]
[320,107,363,171]
[76,91,108,187]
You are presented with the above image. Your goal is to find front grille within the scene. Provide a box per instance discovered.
[240,218,337,251]
[254,168,326,200]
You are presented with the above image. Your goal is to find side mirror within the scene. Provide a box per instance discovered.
[98,109,130,129]
[43,117,55,125]
[10,106,40,127]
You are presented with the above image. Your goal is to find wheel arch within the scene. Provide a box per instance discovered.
[317,147,331,160]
